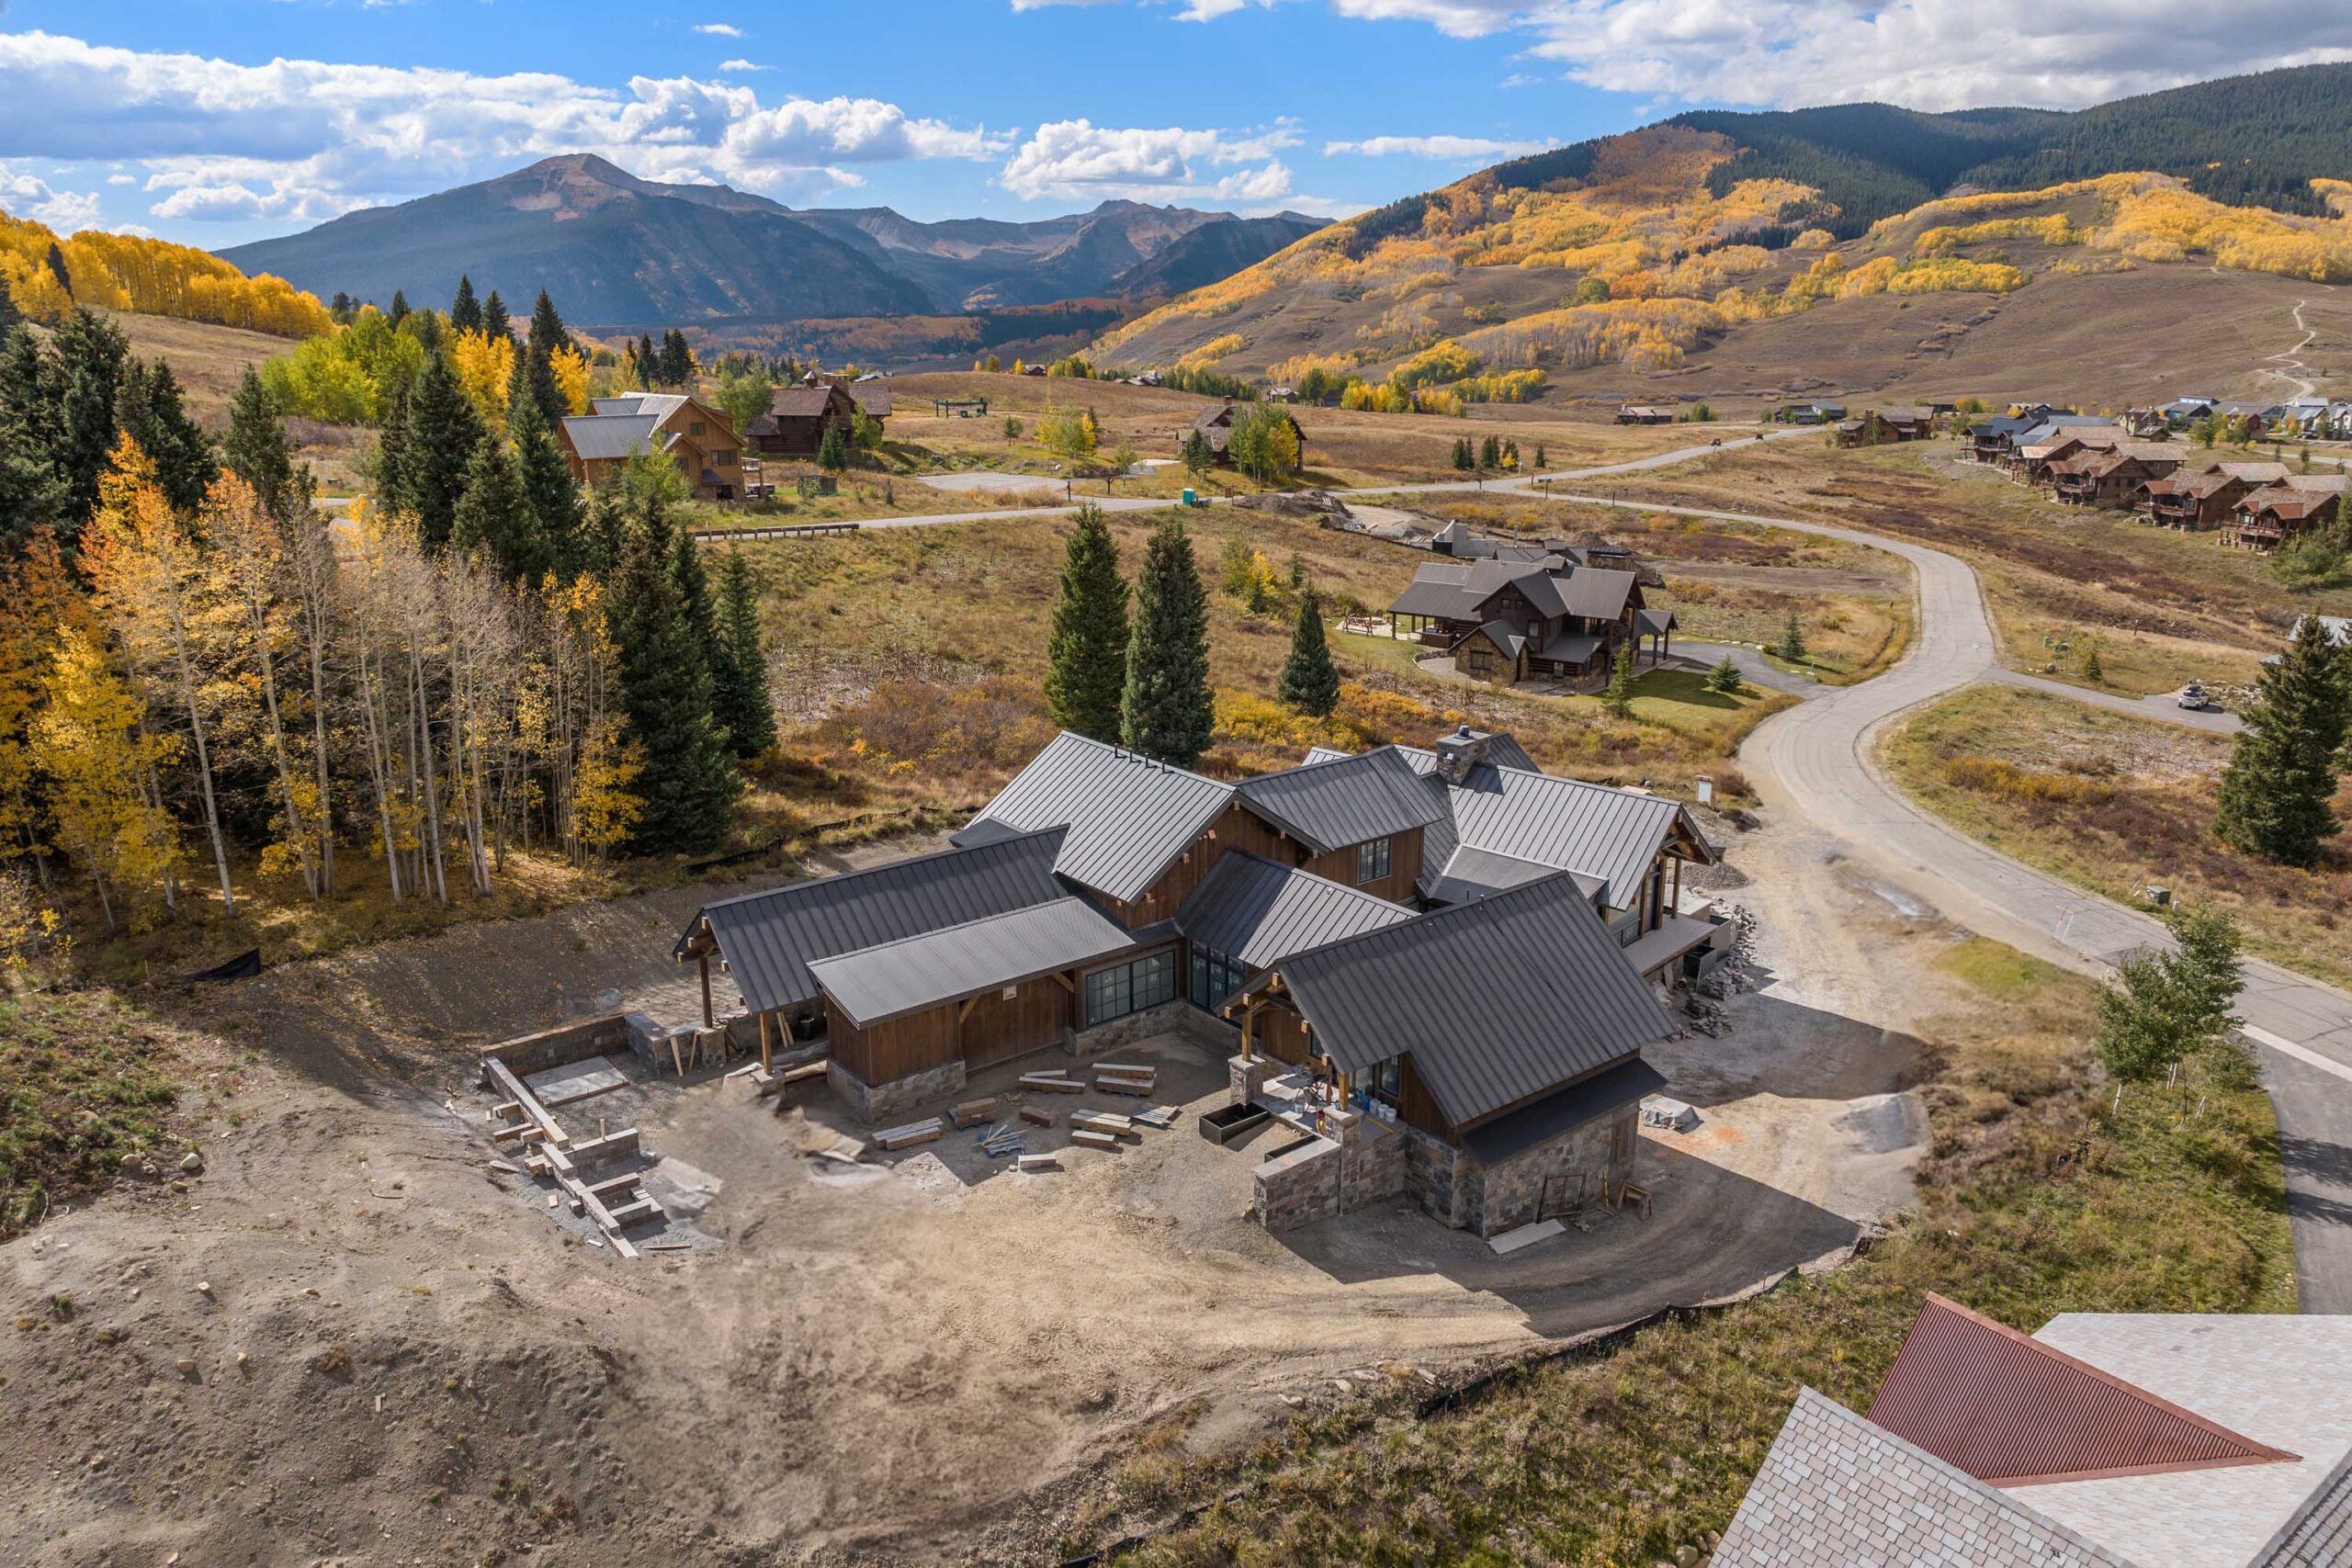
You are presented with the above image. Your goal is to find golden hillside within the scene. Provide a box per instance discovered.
[1090,129,2352,400]
[0,210,333,338]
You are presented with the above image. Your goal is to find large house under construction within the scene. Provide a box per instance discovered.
[673,728,1726,1237]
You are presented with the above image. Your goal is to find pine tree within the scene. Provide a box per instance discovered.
[636,333,659,387]
[221,365,299,516]
[519,288,570,428]
[1776,608,1807,661]
[710,550,775,760]
[397,355,486,552]
[481,290,511,344]
[661,330,693,388]
[1603,641,1636,716]
[42,242,70,298]
[0,274,20,343]
[2216,614,2349,867]
[450,438,548,583]
[1043,503,1129,742]
[0,402,64,557]
[1478,434,1501,469]
[1533,444,1546,468]
[816,423,848,472]
[1452,436,1473,470]
[509,393,583,577]
[449,275,481,336]
[389,288,410,326]
[1277,590,1340,717]
[1120,517,1214,767]
[116,358,216,515]
[1706,654,1745,694]
[51,309,130,537]
[608,507,739,854]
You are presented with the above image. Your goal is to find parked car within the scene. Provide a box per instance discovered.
[2178,681,2211,710]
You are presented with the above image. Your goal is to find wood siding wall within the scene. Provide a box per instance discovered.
[825,998,961,1088]
[1396,1055,1453,1141]
[1299,825,1423,907]
[1254,1006,1312,1066]
[1122,802,1296,926]
[828,975,1074,1087]
[959,975,1075,1069]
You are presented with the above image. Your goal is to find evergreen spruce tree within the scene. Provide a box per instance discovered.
[0,273,20,342]
[0,324,59,446]
[449,276,481,336]
[399,355,486,552]
[609,506,739,854]
[42,242,70,297]
[221,365,299,516]
[1603,642,1636,717]
[375,383,414,521]
[1277,590,1340,717]
[816,423,848,472]
[1478,434,1501,469]
[117,357,217,514]
[520,289,570,427]
[579,489,628,580]
[710,550,776,760]
[450,439,548,583]
[389,288,410,325]
[1706,654,1745,694]
[0,402,65,556]
[1777,607,1807,661]
[51,309,129,535]
[671,518,720,656]
[509,393,583,577]
[1119,518,1214,767]
[661,330,693,388]
[2216,614,2350,867]
[481,290,511,343]
[1533,444,1546,468]
[636,333,659,387]
[1042,503,1129,742]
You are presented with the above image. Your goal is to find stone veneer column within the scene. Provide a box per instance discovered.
[1228,1053,1280,1108]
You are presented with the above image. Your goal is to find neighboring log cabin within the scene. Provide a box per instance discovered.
[672,727,1724,1237]
[742,373,888,460]
[1387,553,1671,684]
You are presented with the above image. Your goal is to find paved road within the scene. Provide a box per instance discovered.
[1517,486,2351,1312]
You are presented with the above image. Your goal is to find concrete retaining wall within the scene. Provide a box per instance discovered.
[482,1013,631,1083]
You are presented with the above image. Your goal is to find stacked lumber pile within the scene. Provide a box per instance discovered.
[873,1118,944,1151]
[948,1099,997,1129]
[1092,1063,1157,1098]
[1019,1070,1085,1094]
[482,1055,662,1259]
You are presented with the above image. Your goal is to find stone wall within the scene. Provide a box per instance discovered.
[1339,1115,1406,1213]
[1229,1053,1282,1108]
[482,1013,631,1082]
[1252,1135,1340,1232]
[1070,998,1231,1059]
[1399,1122,1464,1228]
[1460,1104,1632,1237]
[830,1055,967,1126]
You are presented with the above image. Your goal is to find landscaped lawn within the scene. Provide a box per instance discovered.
[1879,682,2352,990]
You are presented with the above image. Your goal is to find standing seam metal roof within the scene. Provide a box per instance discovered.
[805,897,1134,1026]
[957,730,1234,903]
[1267,873,1677,1127]
[1174,852,1414,969]
[1234,747,1447,855]
[678,827,1070,1014]
[1442,763,1701,908]
[561,413,664,461]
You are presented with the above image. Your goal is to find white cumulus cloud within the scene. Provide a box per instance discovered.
[718,59,768,72]
[0,30,1006,226]
[999,118,1298,203]
[690,21,742,36]
[1325,133,1554,158]
[0,159,100,230]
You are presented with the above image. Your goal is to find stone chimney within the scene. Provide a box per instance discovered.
[1433,724,1492,785]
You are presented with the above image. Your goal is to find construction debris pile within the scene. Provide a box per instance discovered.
[483,1053,664,1258]
[1682,904,1761,1038]
[850,1062,1180,1174]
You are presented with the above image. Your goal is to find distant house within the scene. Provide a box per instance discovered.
[1967,413,2040,463]
[743,373,887,460]
[2051,444,2185,507]
[1715,1293,2352,1568]
[2135,457,2291,530]
[1387,554,1660,683]
[1615,404,1676,425]
[556,393,744,501]
[2229,476,2346,551]
[1835,407,1936,446]
[1192,403,1306,469]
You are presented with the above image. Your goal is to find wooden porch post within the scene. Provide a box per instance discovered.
[1671,855,1682,916]
[759,1010,774,1073]
[1239,1001,1256,1062]
[699,954,714,1027]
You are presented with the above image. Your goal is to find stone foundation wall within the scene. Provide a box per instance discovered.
[1252,1136,1340,1232]
[1461,1105,1631,1237]
[829,1056,967,1126]
[1229,1053,1282,1108]
[1340,1119,1406,1213]
[484,1013,631,1082]
[1400,1122,1464,1228]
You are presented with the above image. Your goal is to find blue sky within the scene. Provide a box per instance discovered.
[1,0,2347,250]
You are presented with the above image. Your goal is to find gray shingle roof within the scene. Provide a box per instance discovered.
[806,897,1133,1026]
[1268,873,1677,1126]
[1175,852,1414,968]
[679,827,1069,1014]
[958,731,1233,904]
[1715,1389,2138,1568]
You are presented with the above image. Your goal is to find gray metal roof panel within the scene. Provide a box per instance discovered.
[561,412,663,460]
[1425,844,1597,906]
[1443,764,1697,908]
[1558,568,1636,621]
[681,827,1070,1015]
[1388,567,1484,620]
[961,730,1234,903]
[807,897,1133,1026]
[1175,852,1414,968]
[1236,747,1448,855]
[1272,874,1677,1126]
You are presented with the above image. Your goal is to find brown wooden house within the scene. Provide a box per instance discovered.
[2230,479,2346,551]
[1192,403,1306,469]
[557,393,744,501]
[2051,444,2184,507]
[1835,407,1936,446]
[743,374,888,459]
[1388,557,1653,683]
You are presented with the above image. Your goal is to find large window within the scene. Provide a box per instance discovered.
[1356,836,1392,886]
[1084,950,1177,1027]
[1188,944,1250,1012]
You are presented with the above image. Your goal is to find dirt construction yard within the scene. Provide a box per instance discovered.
[1,807,1951,1566]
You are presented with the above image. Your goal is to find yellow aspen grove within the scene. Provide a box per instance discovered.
[199,475,327,898]
[81,434,238,914]
[448,328,516,433]
[571,713,645,864]
[550,344,594,415]
[31,625,182,931]
[0,535,90,881]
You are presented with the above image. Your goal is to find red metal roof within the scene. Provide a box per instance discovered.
[1866,1294,2298,1487]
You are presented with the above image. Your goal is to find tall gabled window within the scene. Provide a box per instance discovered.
[1356,835,1392,885]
